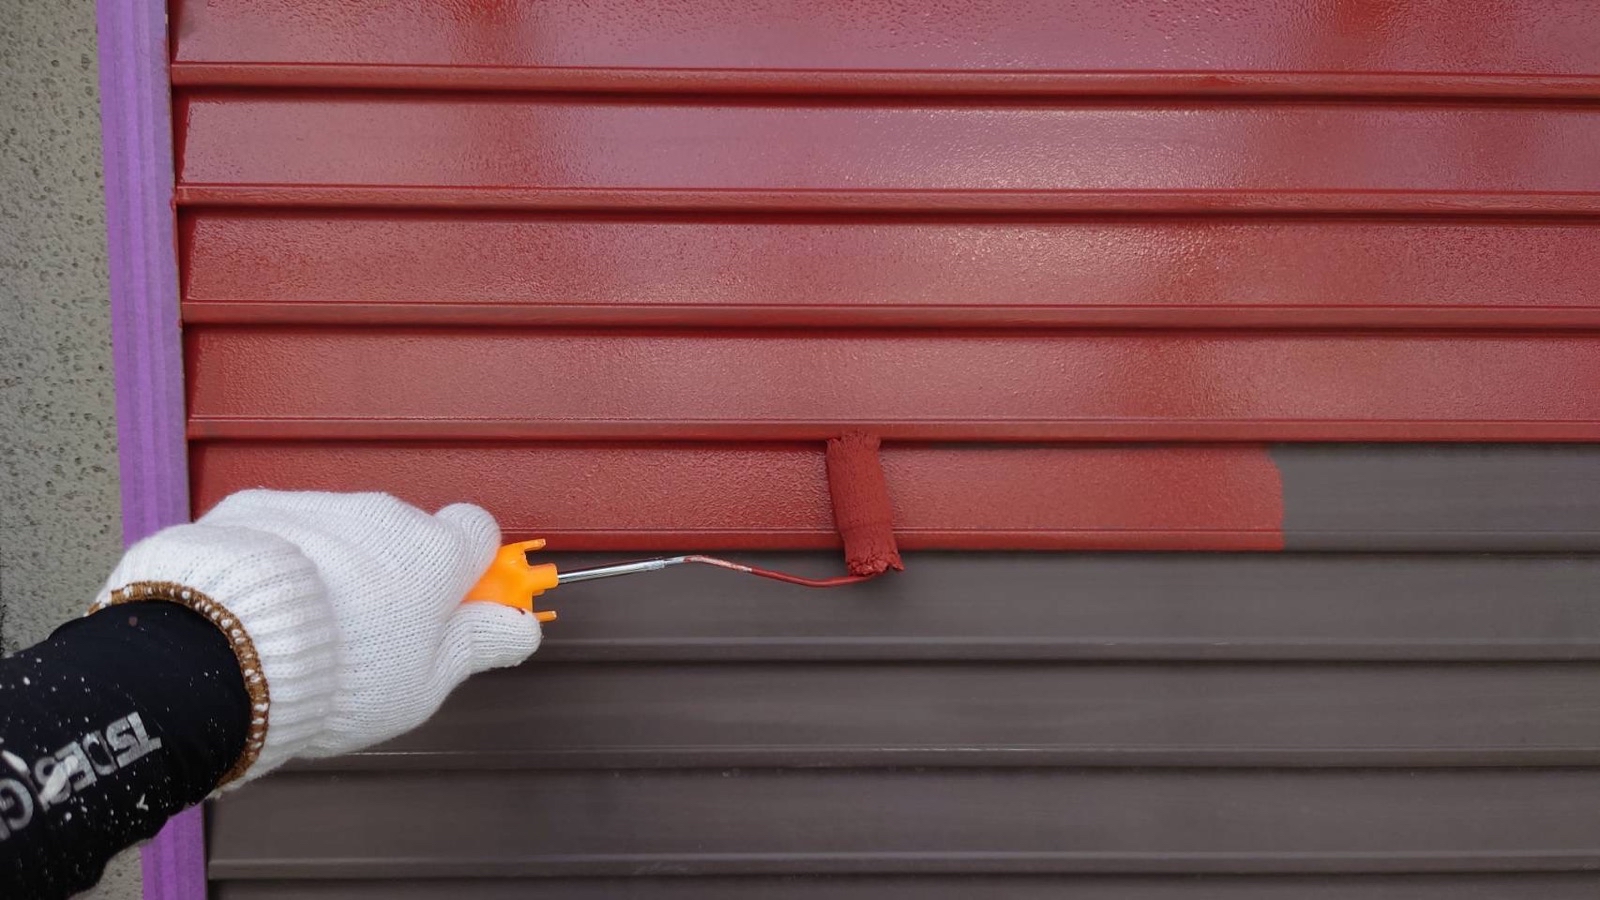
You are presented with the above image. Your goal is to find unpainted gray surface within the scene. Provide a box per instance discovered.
[321,659,1600,769]
[527,551,1600,661]
[1275,444,1600,549]
[215,767,1600,878]
[0,0,135,897]
[214,551,1600,895]
[216,873,1600,900]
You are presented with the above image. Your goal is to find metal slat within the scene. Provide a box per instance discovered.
[184,330,1600,442]
[190,443,1600,552]
[208,768,1600,879]
[500,553,1600,661]
[170,0,1600,91]
[213,873,1600,900]
[190,444,1285,552]
[174,96,1600,202]
[297,661,1600,770]
[1276,445,1600,550]
[180,213,1600,330]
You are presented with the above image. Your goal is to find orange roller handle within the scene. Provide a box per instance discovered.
[466,539,560,623]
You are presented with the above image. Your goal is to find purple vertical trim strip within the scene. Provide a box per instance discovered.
[99,0,184,543]
[96,1,203,898]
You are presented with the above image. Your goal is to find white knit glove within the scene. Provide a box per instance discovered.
[92,490,541,786]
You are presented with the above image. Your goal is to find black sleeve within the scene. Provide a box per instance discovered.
[0,601,250,899]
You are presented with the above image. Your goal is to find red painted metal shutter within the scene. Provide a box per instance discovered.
[176,2,1600,896]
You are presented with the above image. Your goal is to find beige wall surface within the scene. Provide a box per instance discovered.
[1,0,138,895]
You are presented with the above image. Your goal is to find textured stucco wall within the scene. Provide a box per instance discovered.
[0,0,140,896]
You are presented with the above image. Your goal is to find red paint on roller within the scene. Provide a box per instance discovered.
[826,433,903,577]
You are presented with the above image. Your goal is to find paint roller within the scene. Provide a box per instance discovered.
[466,433,902,622]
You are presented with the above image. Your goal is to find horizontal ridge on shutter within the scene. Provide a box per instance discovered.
[181,212,1600,330]
[208,769,1600,879]
[172,0,1600,103]
[174,95,1600,213]
[185,329,1600,442]
[300,660,1600,770]
[210,873,1600,900]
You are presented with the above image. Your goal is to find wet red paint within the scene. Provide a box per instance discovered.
[177,94,1600,200]
[185,328,1600,443]
[181,213,1600,329]
[189,442,1285,552]
[172,1,1594,553]
[172,0,1600,79]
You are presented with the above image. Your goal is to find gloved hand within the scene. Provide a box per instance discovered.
[92,491,539,787]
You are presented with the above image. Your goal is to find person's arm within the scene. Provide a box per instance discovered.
[0,491,542,900]
[0,602,249,898]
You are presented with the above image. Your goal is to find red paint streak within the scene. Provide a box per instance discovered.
[181,213,1600,330]
[190,443,1285,552]
[176,95,1600,197]
[172,0,1600,77]
[185,329,1600,442]
[825,433,902,576]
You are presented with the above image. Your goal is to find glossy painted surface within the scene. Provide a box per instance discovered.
[172,0,1600,76]
[177,95,1600,199]
[189,443,1284,551]
[182,213,1600,328]
[186,329,1600,442]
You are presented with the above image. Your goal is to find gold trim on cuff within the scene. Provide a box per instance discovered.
[92,581,269,786]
